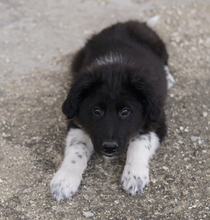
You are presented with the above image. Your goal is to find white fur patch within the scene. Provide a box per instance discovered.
[121,132,160,195]
[96,53,125,66]
[50,128,93,201]
[164,65,175,89]
[146,15,160,28]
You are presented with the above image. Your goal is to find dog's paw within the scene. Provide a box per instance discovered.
[121,164,149,195]
[50,169,82,201]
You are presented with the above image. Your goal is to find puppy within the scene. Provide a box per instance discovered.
[50,17,174,201]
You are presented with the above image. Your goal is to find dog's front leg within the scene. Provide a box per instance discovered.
[50,128,93,201]
[121,132,160,195]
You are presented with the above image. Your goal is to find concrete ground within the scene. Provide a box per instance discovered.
[0,0,210,219]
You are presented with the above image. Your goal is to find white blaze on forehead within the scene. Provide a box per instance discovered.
[96,53,125,65]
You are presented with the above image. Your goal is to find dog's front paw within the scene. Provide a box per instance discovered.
[50,169,82,201]
[121,164,149,195]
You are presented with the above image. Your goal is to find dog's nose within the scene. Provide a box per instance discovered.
[102,142,118,155]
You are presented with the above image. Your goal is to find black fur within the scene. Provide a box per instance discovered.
[62,21,168,157]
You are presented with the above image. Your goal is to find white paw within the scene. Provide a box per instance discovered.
[50,168,82,201]
[121,164,149,195]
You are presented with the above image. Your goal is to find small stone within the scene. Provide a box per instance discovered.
[177,9,182,15]
[198,139,202,145]
[84,30,92,35]
[2,133,11,137]
[83,211,94,218]
[114,200,119,204]
[184,157,190,161]
[162,166,169,170]
[179,126,184,131]
[151,179,156,183]
[191,136,200,141]
[51,206,57,210]
[182,190,188,195]
[203,112,208,117]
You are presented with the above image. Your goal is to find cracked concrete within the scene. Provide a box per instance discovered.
[0,0,210,219]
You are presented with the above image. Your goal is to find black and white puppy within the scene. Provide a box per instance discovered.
[50,17,175,201]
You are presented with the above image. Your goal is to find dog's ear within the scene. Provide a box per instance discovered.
[62,73,95,119]
[62,93,76,119]
[62,84,80,119]
[131,70,161,122]
[142,90,161,122]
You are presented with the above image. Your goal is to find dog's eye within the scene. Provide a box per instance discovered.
[92,107,102,116]
[121,108,130,118]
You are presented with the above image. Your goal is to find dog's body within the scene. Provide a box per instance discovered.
[50,19,175,201]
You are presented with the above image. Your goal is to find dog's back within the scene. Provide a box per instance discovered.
[72,21,168,71]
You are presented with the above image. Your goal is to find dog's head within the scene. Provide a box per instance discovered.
[62,64,161,157]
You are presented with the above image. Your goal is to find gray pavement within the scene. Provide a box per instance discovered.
[0,0,210,219]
